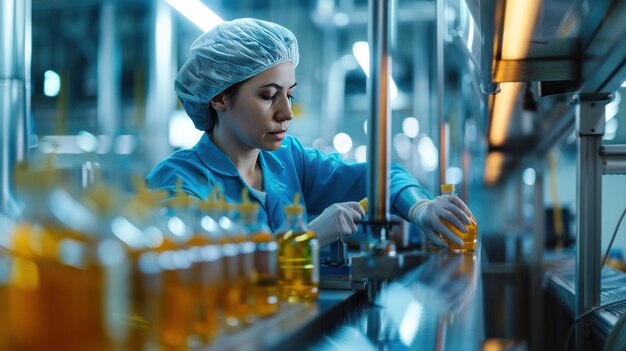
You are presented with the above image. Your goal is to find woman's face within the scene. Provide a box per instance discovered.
[218,61,296,151]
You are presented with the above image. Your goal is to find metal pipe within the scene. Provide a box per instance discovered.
[601,145,626,174]
[574,93,609,350]
[146,1,176,168]
[529,158,545,351]
[98,0,121,138]
[366,0,392,240]
[0,0,30,217]
[436,0,445,189]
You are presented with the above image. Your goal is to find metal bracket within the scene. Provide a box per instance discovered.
[573,93,612,136]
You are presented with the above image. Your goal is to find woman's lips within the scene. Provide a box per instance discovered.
[269,130,286,140]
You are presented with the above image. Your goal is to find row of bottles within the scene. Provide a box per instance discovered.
[0,162,319,351]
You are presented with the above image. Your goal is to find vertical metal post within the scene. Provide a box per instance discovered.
[98,0,121,138]
[574,93,609,350]
[529,159,544,351]
[435,0,445,189]
[0,0,30,217]
[146,1,176,168]
[366,0,392,240]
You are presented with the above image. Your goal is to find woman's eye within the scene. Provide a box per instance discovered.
[261,95,275,101]
[288,95,295,102]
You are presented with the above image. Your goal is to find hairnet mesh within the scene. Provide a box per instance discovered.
[175,18,299,131]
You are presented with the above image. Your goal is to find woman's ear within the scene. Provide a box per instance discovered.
[210,93,229,112]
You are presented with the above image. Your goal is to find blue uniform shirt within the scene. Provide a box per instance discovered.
[146,133,432,232]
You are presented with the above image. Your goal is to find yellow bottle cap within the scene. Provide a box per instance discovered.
[198,186,230,212]
[440,184,455,193]
[83,181,122,214]
[125,175,168,219]
[359,197,368,212]
[238,188,259,214]
[163,178,194,208]
[284,193,304,215]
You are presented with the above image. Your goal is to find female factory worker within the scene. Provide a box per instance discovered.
[146,18,472,248]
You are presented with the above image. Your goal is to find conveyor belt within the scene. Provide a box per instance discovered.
[545,260,626,340]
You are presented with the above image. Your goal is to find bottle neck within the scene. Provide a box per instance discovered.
[284,212,306,230]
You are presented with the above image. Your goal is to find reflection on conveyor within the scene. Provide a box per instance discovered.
[313,251,480,351]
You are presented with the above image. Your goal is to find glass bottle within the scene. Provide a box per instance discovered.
[199,189,251,330]
[238,188,279,317]
[275,193,319,302]
[439,184,478,251]
[157,188,198,350]
[185,189,223,345]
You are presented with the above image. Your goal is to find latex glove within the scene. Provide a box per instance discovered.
[409,195,472,248]
[308,202,365,247]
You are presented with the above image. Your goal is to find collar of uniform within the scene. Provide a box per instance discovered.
[259,145,286,174]
[195,133,239,177]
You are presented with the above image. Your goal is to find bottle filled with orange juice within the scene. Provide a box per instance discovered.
[156,187,201,350]
[8,160,114,351]
[237,188,279,317]
[200,188,252,330]
[439,184,478,251]
[275,193,319,302]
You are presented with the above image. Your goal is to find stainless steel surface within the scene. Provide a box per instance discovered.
[366,0,391,235]
[351,251,429,281]
[352,251,430,301]
[312,251,484,350]
[574,93,610,350]
[477,0,502,95]
[601,145,626,175]
[208,289,364,351]
[493,60,576,82]
[319,278,367,291]
[0,0,29,217]
[579,0,626,93]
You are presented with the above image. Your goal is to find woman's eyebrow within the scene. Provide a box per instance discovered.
[259,82,298,89]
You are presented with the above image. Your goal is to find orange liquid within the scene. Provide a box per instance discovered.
[440,216,478,251]
[7,223,110,351]
[219,234,253,329]
[250,232,279,317]
[156,230,201,351]
[187,274,221,345]
[126,262,160,351]
[276,230,319,303]
[187,242,222,346]
[0,248,8,351]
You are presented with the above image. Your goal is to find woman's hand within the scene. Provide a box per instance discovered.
[409,195,472,247]
[308,202,365,246]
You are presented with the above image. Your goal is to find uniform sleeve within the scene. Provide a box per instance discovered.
[288,137,432,220]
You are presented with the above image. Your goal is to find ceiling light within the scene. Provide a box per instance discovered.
[489,82,523,146]
[44,70,61,97]
[333,133,353,154]
[402,117,420,138]
[484,152,504,184]
[164,0,223,32]
[501,0,541,60]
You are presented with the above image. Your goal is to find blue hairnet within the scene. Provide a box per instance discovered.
[175,18,300,131]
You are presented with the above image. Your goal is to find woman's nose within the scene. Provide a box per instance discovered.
[275,95,294,121]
